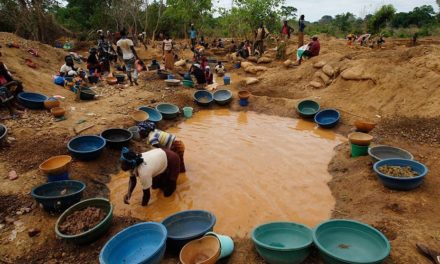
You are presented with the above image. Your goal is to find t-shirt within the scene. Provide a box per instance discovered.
[60,64,77,76]
[163,39,173,51]
[215,65,225,74]
[299,19,305,32]
[256,27,267,40]
[135,148,168,189]
[190,30,197,39]
[116,38,135,60]
[309,41,321,56]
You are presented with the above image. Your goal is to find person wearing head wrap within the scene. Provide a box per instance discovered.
[120,147,181,206]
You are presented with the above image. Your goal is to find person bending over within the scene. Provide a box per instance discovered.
[120,147,181,206]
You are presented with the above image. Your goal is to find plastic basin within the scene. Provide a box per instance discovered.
[67,135,106,161]
[180,236,220,264]
[348,132,373,146]
[368,145,413,163]
[47,172,70,182]
[101,128,133,149]
[223,75,231,85]
[55,198,113,244]
[99,222,167,264]
[138,106,163,122]
[313,219,390,264]
[252,222,313,264]
[165,79,180,86]
[18,92,48,109]
[373,158,428,190]
[31,180,85,213]
[297,100,320,118]
[183,107,194,118]
[354,120,376,133]
[238,90,251,100]
[194,90,214,106]
[44,98,61,109]
[88,75,99,84]
[79,87,96,100]
[156,103,179,120]
[39,155,72,175]
[0,124,8,142]
[314,109,340,128]
[162,210,216,251]
[239,99,249,107]
[213,89,232,105]
[132,110,149,123]
[183,80,194,88]
[115,74,126,83]
[51,107,66,117]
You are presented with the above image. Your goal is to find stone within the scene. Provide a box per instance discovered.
[313,61,326,68]
[8,170,18,181]
[309,81,323,88]
[28,228,41,237]
[322,65,335,77]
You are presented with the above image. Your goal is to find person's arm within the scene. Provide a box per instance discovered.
[124,175,137,204]
[130,44,139,60]
[117,46,123,57]
[162,41,165,55]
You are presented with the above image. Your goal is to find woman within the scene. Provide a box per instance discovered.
[190,63,206,89]
[148,129,186,173]
[162,34,174,71]
[87,47,100,76]
[121,147,181,206]
[0,62,25,118]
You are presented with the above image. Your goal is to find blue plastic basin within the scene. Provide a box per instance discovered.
[67,135,106,160]
[100,222,167,264]
[314,109,340,128]
[373,158,428,191]
[252,222,313,264]
[138,106,163,122]
[213,89,233,105]
[156,103,179,120]
[31,180,85,213]
[47,172,70,182]
[313,219,390,264]
[368,145,414,163]
[162,210,216,251]
[194,90,214,106]
[18,92,48,109]
[297,100,320,118]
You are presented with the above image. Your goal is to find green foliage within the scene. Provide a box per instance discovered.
[280,5,297,20]
[368,4,396,33]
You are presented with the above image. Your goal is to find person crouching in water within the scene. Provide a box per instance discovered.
[120,147,181,206]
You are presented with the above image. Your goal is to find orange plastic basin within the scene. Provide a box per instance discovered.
[39,155,72,175]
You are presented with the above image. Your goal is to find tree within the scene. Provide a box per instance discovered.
[319,15,333,24]
[368,4,396,33]
[280,5,297,20]
[233,0,285,32]
[333,12,356,33]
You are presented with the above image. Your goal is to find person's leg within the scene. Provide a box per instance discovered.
[161,149,181,197]
[171,140,186,173]
[124,59,136,85]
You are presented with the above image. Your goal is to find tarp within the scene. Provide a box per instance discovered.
[297,45,309,61]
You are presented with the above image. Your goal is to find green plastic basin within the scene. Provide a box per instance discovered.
[351,143,369,158]
[55,198,113,244]
[252,222,313,264]
[313,219,390,264]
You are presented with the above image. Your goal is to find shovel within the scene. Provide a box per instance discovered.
[417,243,440,264]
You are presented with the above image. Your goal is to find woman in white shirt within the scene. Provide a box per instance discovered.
[120,147,181,206]
[162,34,174,70]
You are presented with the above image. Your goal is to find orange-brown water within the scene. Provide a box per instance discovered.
[108,109,343,237]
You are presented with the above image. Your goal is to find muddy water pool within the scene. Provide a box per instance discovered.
[108,109,344,237]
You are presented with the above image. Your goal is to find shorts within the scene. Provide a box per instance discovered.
[124,58,136,72]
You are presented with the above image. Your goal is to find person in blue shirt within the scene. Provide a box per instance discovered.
[189,24,197,49]
[298,15,306,47]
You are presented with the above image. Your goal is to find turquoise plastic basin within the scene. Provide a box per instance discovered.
[252,222,313,264]
[313,220,390,264]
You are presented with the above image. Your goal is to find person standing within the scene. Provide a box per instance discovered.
[254,24,268,56]
[298,15,306,47]
[189,24,197,49]
[162,34,174,71]
[281,21,293,39]
[116,29,139,86]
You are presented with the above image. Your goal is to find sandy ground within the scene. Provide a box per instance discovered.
[0,32,439,263]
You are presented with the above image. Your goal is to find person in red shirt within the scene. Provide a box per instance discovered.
[298,36,320,64]
[281,21,293,39]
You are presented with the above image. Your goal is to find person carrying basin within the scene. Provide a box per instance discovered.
[120,147,181,206]
[116,29,139,86]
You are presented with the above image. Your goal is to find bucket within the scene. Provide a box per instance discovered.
[183,107,193,118]
[183,73,192,81]
[351,143,369,157]
[128,126,140,141]
[239,98,249,107]
[167,74,174,80]
[47,172,69,182]
[205,232,234,259]
[223,75,231,85]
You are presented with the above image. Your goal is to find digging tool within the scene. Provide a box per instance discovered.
[417,243,440,264]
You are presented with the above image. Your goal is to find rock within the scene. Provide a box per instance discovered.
[283,60,292,68]
[257,57,273,64]
[322,65,335,77]
[247,56,258,63]
[341,67,376,84]
[7,137,15,142]
[240,61,254,69]
[8,170,18,181]
[313,61,326,68]
[314,71,331,85]
[244,66,267,74]
[28,228,41,237]
[245,77,259,85]
[309,81,323,88]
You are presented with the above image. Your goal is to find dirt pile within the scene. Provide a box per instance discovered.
[59,207,107,235]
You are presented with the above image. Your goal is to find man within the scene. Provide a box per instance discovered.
[281,21,293,39]
[298,15,306,47]
[120,147,181,206]
[298,36,320,65]
[116,29,139,86]
[189,24,197,49]
[254,24,268,56]
[0,62,24,118]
